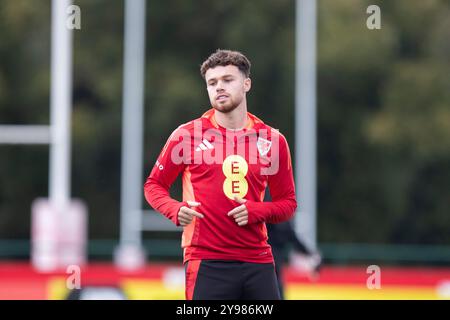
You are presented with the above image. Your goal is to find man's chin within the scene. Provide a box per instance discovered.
[212,103,238,114]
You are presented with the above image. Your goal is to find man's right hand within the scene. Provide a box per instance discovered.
[178,201,203,226]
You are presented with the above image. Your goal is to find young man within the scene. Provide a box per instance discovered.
[144,49,297,300]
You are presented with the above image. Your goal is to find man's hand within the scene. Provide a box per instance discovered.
[227,196,248,226]
[178,201,203,226]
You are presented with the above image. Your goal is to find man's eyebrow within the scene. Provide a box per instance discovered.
[207,74,235,82]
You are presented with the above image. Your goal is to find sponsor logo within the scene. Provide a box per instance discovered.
[195,139,214,152]
[222,155,248,200]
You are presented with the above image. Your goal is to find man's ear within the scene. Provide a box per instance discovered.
[244,78,251,93]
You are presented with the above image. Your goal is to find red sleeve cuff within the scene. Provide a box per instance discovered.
[246,199,297,225]
[245,200,267,224]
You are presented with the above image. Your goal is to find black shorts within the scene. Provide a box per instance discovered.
[185,259,280,300]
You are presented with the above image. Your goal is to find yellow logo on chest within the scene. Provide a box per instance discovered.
[222,155,249,200]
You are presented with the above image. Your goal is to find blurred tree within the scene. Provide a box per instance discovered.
[0,0,50,238]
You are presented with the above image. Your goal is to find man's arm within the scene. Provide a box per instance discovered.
[144,128,188,226]
[245,133,297,224]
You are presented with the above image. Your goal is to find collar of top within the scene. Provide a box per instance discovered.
[201,108,264,130]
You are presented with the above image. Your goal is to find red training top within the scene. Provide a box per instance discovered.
[144,109,297,264]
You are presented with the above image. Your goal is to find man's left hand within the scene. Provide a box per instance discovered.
[227,196,248,226]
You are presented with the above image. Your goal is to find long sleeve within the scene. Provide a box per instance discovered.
[144,127,188,226]
[247,133,297,224]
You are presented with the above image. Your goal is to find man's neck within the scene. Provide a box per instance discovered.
[214,103,248,130]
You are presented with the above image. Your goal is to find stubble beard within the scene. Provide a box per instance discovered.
[212,96,242,114]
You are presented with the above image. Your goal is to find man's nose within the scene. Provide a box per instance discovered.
[216,80,224,91]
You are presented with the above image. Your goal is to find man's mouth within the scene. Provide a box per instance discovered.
[216,94,229,101]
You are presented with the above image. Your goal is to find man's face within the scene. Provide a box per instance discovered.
[204,65,251,113]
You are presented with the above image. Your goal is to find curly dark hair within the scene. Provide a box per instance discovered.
[200,49,251,79]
